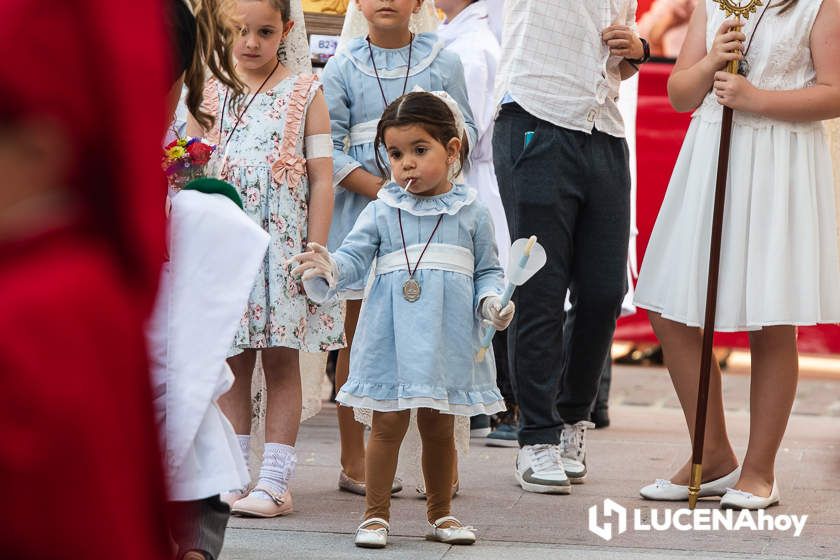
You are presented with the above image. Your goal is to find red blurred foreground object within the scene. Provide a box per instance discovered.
[0,227,170,560]
[0,1,171,558]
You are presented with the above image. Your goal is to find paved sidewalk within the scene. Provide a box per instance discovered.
[221,365,840,560]
[607,364,840,417]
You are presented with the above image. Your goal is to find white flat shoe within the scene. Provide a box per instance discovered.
[425,516,476,545]
[720,481,780,510]
[640,466,741,501]
[354,518,389,548]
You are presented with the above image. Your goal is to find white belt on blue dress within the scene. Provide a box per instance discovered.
[375,243,474,277]
[349,119,379,147]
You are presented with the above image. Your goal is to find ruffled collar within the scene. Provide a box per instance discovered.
[377,182,477,216]
[342,33,443,79]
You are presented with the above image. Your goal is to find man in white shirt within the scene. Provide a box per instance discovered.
[493,0,648,495]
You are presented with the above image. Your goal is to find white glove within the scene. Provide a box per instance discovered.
[480,296,515,331]
[290,242,337,288]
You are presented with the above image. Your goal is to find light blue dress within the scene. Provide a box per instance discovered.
[321,33,478,294]
[305,183,506,416]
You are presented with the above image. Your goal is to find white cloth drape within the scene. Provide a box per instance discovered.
[149,190,270,501]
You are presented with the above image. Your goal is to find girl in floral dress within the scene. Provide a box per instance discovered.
[188,0,344,518]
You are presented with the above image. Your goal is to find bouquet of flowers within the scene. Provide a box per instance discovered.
[162,136,217,189]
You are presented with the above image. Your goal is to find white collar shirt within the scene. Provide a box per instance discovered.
[495,0,638,138]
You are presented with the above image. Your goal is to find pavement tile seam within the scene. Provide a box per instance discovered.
[224,528,831,560]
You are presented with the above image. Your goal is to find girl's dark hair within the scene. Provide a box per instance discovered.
[266,0,291,20]
[374,92,469,179]
[168,1,197,81]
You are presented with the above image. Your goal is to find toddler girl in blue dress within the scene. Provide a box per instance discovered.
[323,0,476,494]
[292,92,512,548]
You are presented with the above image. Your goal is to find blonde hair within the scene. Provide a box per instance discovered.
[185,0,245,130]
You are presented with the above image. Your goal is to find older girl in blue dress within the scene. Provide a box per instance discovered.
[322,0,477,492]
[292,92,511,548]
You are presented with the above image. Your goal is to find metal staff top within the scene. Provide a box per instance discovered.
[713,0,763,18]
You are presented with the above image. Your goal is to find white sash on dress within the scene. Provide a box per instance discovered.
[375,243,474,277]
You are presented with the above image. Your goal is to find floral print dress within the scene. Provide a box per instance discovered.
[202,74,345,352]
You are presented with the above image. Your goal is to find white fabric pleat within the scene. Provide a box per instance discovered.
[636,119,840,331]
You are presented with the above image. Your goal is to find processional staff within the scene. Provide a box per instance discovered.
[688,0,764,510]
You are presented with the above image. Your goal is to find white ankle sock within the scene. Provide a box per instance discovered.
[253,443,296,501]
[237,434,251,466]
[223,435,252,495]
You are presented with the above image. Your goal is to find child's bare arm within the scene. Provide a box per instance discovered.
[667,3,745,112]
[185,111,206,138]
[340,167,387,199]
[304,90,335,245]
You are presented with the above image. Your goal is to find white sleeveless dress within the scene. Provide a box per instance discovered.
[635,0,840,331]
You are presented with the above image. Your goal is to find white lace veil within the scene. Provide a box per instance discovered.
[338,0,441,49]
[280,0,314,74]
[422,89,467,181]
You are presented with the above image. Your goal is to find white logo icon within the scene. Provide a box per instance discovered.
[588,498,627,541]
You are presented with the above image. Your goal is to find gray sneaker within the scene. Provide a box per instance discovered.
[486,422,519,447]
[560,420,595,484]
[515,444,571,494]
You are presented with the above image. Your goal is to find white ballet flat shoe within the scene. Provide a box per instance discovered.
[354,518,389,548]
[425,516,476,545]
[720,481,780,510]
[640,466,741,501]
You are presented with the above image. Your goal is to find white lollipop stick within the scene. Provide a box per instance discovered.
[476,235,547,362]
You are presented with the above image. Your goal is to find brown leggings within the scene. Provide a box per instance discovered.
[364,408,456,523]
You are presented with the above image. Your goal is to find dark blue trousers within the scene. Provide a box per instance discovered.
[493,103,630,446]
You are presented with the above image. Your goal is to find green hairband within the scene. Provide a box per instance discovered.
[181,177,244,209]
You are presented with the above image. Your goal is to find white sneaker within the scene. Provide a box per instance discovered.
[355,518,389,548]
[640,466,741,501]
[515,444,571,494]
[560,421,594,484]
[720,480,780,510]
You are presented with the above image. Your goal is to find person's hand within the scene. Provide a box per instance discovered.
[480,296,515,331]
[713,71,759,112]
[601,25,645,59]
[289,242,337,287]
[705,18,745,71]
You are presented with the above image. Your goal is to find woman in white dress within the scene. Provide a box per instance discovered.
[634,0,840,509]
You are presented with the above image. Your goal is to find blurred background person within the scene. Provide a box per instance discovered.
[437,0,512,441]
[637,0,698,58]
